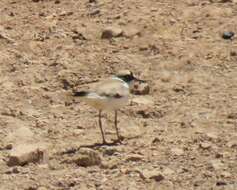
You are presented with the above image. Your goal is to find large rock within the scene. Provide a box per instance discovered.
[7,143,47,166]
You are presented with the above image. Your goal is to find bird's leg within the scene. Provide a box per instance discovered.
[98,110,107,144]
[114,110,123,142]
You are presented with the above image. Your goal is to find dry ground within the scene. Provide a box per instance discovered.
[0,0,237,189]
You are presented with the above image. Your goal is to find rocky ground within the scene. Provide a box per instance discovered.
[0,0,237,189]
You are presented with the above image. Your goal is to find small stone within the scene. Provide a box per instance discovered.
[101,159,118,169]
[173,85,185,93]
[89,9,100,16]
[210,159,224,170]
[227,140,237,148]
[151,173,165,182]
[151,8,158,12]
[38,12,45,17]
[171,148,184,156]
[139,45,149,51]
[102,147,118,156]
[25,185,38,190]
[162,167,175,176]
[227,112,237,119]
[222,31,234,39]
[59,11,73,16]
[138,169,164,182]
[112,14,120,19]
[72,32,87,41]
[215,152,224,158]
[5,144,13,150]
[194,127,205,134]
[126,154,143,162]
[216,181,227,186]
[135,107,159,118]
[101,27,123,39]
[152,137,161,144]
[230,51,237,56]
[200,142,212,149]
[206,133,218,140]
[123,27,140,38]
[74,148,101,167]
[130,81,150,95]
[5,167,20,174]
[220,171,231,178]
[177,167,189,174]
[160,71,172,82]
[7,143,47,166]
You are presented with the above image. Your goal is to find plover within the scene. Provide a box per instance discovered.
[74,70,145,144]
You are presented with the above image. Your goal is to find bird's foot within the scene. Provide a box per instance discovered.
[112,135,125,144]
[102,140,109,145]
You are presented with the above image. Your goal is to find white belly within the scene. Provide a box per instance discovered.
[83,95,129,110]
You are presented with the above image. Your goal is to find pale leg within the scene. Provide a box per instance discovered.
[98,110,107,144]
[114,110,122,141]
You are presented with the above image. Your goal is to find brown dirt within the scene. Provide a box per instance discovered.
[0,0,237,189]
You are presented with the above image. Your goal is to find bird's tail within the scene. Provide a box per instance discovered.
[73,91,89,97]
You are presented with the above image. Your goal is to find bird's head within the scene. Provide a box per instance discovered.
[115,70,146,84]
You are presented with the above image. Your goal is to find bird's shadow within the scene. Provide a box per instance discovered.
[60,140,122,155]
[80,140,121,148]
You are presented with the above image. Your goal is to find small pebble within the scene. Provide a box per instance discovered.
[216,181,227,186]
[89,9,100,16]
[230,51,237,56]
[101,27,123,39]
[171,148,184,156]
[222,31,234,40]
[200,142,212,149]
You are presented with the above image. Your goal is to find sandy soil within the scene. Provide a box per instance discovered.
[0,0,237,189]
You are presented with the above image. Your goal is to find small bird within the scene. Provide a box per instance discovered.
[74,70,145,144]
